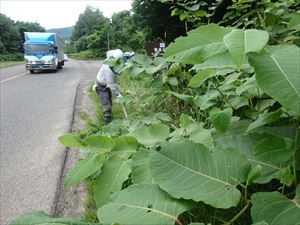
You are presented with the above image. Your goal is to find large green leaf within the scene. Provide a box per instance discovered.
[179,113,195,128]
[209,108,233,132]
[58,134,82,147]
[280,167,294,187]
[247,165,262,185]
[10,211,99,225]
[167,77,178,86]
[112,135,140,159]
[246,109,283,132]
[189,69,215,88]
[288,15,300,30]
[251,186,300,225]
[194,90,220,110]
[83,135,115,152]
[228,96,249,109]
[164,24,231,64]
[189,126,214,149]
[193,53,251,71]
[125,66,145,77]
[150,140,251,209]
[224,29,269,69]
[155,112,172,122]
[252,222,269,225]
[254,136,294,164]
[94,156,131,207]
[130,124,170,147]
[249,45,300,117]
[131,148,154,184]
[131,54,153,65]
[98,184,195,225]
[144,64,162,75]
[170,121,214,149]
[64,154,105,187]
[236,76,258,96]
[169,91,194,103]
[212,133,290,184]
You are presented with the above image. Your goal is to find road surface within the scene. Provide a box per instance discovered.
[0,60,100,225]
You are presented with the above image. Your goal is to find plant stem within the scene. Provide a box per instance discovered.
[256,88,260,112]
[185,21,188,33]
[212,82,225,99]
[175,218,184,225]
[257,12,265,29]
[281,185,285,195]
[224,201,250,225]
[293,123,299,187]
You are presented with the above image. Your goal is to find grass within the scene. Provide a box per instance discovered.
[79,81,128,222]
[86,83,104,126]
[0,61,24,68]
[82,179,98,223]
[69,50,105,60]
[86,78,131,123]
[77,73,150,222]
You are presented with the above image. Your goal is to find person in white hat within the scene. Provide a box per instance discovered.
[94,49,123,123]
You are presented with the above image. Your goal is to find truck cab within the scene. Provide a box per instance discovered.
[24,32,64,73]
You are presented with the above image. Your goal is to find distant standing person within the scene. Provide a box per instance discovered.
[94,49,123,123]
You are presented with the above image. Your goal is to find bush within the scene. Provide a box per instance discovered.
[0,52,23,61]
[69,50,105,60]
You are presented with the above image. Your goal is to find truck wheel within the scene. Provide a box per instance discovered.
[29,70,34,74]
[58,62,63,69]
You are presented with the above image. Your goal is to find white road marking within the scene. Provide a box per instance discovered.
[0,72,29,84]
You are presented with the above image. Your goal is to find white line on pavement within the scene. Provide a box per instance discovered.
[0,72,29,84]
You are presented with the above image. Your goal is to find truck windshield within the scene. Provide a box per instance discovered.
[24,44,53,54]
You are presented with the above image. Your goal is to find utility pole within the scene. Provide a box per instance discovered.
[107,18,112,51]
[107,31,110,51]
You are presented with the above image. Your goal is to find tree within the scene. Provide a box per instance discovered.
[70,7,147,56]
[131,0,186,44]
[87,28,109,56]
[157,0,300,45]
[0,13,46,59]
[71,5,109,41]
[109,10,146,51]
[0,14,20,53]
[15,21,45,51]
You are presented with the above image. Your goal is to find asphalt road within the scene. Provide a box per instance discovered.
[0,59,101,225]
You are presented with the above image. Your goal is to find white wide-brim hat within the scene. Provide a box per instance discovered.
[106,49,123,59]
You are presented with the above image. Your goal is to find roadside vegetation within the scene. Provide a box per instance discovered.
[10,0,300,225]
[0,14,45,62]
[64,0,186,58]
[0,61,24,68]
[1,0,182,61]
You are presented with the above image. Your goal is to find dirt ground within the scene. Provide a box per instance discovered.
[54,81,95,219]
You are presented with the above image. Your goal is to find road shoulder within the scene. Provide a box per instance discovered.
[54,81,94,218]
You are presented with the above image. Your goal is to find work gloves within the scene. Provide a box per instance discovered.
[92,82,97,91]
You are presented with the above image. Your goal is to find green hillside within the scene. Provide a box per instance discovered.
[47,26,74,41]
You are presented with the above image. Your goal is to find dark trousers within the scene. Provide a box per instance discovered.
[96,84,112,123]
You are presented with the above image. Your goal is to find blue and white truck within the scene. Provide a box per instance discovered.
[23,32,64,73]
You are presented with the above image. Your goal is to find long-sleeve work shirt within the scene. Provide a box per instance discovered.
[96,64,120,96]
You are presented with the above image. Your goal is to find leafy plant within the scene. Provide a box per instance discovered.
[11,16,300,225]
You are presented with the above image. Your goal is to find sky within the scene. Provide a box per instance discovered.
[0,0,133,29]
